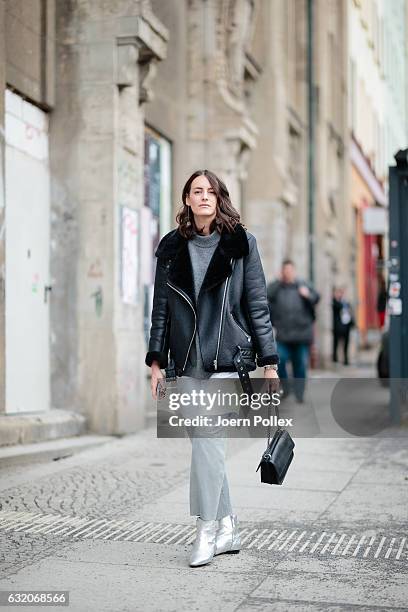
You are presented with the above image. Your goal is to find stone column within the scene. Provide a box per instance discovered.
[50,0,167,433]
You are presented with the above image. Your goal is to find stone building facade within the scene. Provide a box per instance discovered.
[0,0,379,443]
[349,0,408,345]
[245,0,350,364]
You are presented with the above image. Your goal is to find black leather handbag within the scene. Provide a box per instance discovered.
[233,346,295,485]
[256,426,295,485]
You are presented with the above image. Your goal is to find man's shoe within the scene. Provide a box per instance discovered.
[215,514,241,555]
[189,518,217,567]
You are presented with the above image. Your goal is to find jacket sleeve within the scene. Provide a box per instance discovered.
[145,258,170,369]
[304,283,320,306]
[243,235,279,366]
[266,280,279,326]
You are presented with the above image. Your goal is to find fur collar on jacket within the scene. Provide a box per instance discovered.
[155,223,249,302]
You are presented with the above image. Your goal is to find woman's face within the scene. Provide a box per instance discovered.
[186,175,217,220]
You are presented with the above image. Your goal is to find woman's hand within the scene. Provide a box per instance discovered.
[151,360,165,400]
[264,367,280,393]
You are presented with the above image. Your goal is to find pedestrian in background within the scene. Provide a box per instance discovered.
[267,260,320,403]
[146,169,279,568]
[377,277,387,329]
[332,286,354,365]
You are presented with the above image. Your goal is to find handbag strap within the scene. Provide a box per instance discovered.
[233,346,254,396]
[267,381,281,445]
[233,346,281,444]
[165,357,177,381]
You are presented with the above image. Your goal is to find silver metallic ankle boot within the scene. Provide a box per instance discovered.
[189,517,217,567]
[215,514,241,555]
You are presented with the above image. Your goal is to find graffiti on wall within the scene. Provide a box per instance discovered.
[120,206,138,305]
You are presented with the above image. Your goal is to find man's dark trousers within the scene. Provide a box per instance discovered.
[277,341,309,402]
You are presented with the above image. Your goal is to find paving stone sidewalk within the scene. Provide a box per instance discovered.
[0,376,407,611]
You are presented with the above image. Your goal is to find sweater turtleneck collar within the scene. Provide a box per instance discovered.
[190,230,221,248]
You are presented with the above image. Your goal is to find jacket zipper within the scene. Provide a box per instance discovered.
[230,312,252,342]
[213,258,234,370]
[167,281,197,373]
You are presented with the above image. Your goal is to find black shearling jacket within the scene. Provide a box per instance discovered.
[145,223,279,376]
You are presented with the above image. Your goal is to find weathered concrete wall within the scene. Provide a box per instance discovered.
[5,0,55,107]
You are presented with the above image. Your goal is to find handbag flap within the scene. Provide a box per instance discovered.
[269,430,295,476]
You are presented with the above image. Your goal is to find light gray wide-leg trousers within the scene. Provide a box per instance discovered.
[182,372,239,521]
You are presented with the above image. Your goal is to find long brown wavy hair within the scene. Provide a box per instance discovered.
[176,169,243,238]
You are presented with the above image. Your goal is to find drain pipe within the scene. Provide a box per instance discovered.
[307,0,315,284]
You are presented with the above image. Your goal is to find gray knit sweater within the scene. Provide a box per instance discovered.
[183,230,221,379]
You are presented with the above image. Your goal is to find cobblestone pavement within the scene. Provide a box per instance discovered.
[0,530,73,581]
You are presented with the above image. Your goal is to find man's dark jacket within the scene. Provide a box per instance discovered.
[267,279,320,345]
[145,224,279,376]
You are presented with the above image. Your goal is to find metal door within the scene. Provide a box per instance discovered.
[5,90,50,414]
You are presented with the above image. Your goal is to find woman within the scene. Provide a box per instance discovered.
[145,169,279,567]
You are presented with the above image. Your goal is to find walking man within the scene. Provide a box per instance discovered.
[267,259,320,402]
